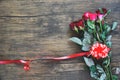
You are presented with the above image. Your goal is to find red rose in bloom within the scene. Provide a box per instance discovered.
[89,13,97,21]
[69,22,76,30]
[82,12,97,21]
[69,19,84,30]
[90,42,110,59]
[96,8,107,14]
[76,19,84,28]
[82,12,90,20]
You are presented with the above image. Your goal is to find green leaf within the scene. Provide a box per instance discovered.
[89,65,107,80]
[107,9,111,15]
[103,9,111,18]
[87,20,95,29]
[103,23,108,30]
[96,65,105,73]
[69,37,82,45]
[90,65,97,72]
[90,65,99,79]
[82,39,91,51]
[100,32,106,40]
[102,57,110,67]
[84,31,91,43]
[82,46,89,51]
[99,74,106,80]
[112,22,118,30]
[84,57,95,67]
[96,65,106,80]
[82,32,91,51]
[106,41,112,48]
[88,28,93,34]
[112,75,118,80]
[106,26,111,32]
[108,51,112,57]
[106,35,112,41]
[106,35,112,47]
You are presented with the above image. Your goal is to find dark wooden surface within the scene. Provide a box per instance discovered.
[0,0,120,80]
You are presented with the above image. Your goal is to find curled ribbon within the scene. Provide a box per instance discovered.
[0,60,31,71]
[0,52,89,71]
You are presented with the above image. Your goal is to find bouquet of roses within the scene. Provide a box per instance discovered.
[69,8,118,80]
[0,8,118,80]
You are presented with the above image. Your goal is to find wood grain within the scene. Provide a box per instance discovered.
[0,0,120,80]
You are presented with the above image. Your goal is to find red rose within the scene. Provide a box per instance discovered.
[90,42,110,59]
[69,19,84,30]
[96,8,107,14]
[82,12,97,21]
[69,22,76,30]
[76,19,84,28]
[89,13,97,21]
[82,12,90,20]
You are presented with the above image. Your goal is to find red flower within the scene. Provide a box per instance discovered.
[90,42,110,59]
[69,22,76,30]
[69,19,84,30]
[82,12,97,21]
[76,19,84,28]
[82,12,90,20]
[89,13,97,21]
[96,8,107,14]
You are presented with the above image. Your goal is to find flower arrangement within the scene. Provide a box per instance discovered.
[69,8,118,80]
[0,8,118,80]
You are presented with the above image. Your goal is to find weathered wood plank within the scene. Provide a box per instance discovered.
[0,0,119,17]
[0,0,120,80]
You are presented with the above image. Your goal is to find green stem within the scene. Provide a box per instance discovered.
[104,57,113,80]
[108,57,113,80]
[93,26,102,42]
[106,67,110,80]
[105,65,113,80]
[99,20,106,43]
[108,65,113,80]
[99,21,103,32]
[96,33,102,42]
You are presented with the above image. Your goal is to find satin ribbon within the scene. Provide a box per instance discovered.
[36,52,89,60]
[0,60,31,71]
[0,52,89,71]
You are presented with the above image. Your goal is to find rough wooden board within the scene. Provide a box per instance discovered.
[0,0,120,80]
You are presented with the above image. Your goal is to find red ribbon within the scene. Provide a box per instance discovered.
[38,52,89,60]
[0,52,89,71]
[0,60,31,71]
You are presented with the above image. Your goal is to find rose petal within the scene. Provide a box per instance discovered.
[89,13,97,21]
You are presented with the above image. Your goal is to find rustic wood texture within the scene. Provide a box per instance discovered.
[0,0,120,80]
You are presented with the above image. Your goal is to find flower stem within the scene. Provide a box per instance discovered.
[106,67,110,80]
[109,65,113,80]
[104,57,113,80]
[96,33,102,42]
[93,26,102,42]
[99,20,103,32]
[108,57,113,80]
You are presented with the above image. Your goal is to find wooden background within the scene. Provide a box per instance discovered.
[0,0,120,80]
